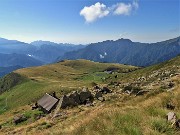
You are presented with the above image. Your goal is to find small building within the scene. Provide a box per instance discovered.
[37,93,59,113]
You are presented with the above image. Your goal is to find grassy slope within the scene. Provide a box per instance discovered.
[0,60,136,115]
[0,57,179,135]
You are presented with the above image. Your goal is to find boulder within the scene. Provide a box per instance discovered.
[167,112,177,124]
[101,87,112,94]
[98,97,105,102]
[95,91,103,99]
[69,91,81,105]
[59,95,77,109]
[79,90,93,104]
[94,85,101,89]
[175,119,180,129]
[13,114,27,125]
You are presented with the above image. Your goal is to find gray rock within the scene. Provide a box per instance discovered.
[98,97,105,102]
[175,119,180,129]
[69,91,81,105]
[167,112,177,124]
[59,95,77,109]
[101,87,112,94]
[13,114,27,125]
[79,90,93,104]
[95,91,103,99]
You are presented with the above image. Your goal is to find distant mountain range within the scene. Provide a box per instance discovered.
[0,38,85,64]
[60,37,180,67]
[0,36,180,77]
[30,41,85,63]
[0,38,86,77]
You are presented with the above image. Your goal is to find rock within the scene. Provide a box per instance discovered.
[69,91,81,105]
[175,119,180,129]
[168,82,175,88]
[101,87,112,94]
[85,99,94,107]
[166,103,175,110]
[135,90,149,96]
[95,91,103,99]
[13,114,27,125]
[59,95,77,109]
[32,102,38,110]
[167,112,177,124]
[79,90,93,104]
[98,97,105,102]
[0,125,2,129]
[125,90,132,95]
[94,85,101,89]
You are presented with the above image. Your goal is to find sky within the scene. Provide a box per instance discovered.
[0,0,179,44]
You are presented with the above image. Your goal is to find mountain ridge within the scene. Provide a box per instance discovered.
[60,36,180,67]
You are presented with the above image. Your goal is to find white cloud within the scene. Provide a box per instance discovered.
[113,3,132,15]
[113,1,139,15]
[80,2,109,23]
[80,1,139,23]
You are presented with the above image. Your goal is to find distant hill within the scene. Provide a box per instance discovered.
[60,37,180,67]
[0,53,43,67]
[0,65,23,77]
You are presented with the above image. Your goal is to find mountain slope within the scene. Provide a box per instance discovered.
[0,65,23,77]
[30,42,85,63]
[0,38,86,64]
[61,37,180,67]
[0,56,179,134]
[0,53,43,67]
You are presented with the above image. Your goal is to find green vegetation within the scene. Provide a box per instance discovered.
[0,57,180,135]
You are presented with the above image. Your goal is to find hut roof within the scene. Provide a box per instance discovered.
[37,93,58,112]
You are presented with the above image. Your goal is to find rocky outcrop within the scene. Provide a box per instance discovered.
[59,95,77,109]
[79,89,93,103]
[13,114,27,125]
[68,91,81,105]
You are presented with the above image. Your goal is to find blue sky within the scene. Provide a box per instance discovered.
[0,0,179,44]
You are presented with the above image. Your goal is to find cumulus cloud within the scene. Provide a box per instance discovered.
[113,3,132,15]
[80,2,109,23]
[113,0,139,15]
[80,1,139,23]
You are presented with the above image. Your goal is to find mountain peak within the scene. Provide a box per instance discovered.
[116,38,132,43]
[30,40,58,46]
